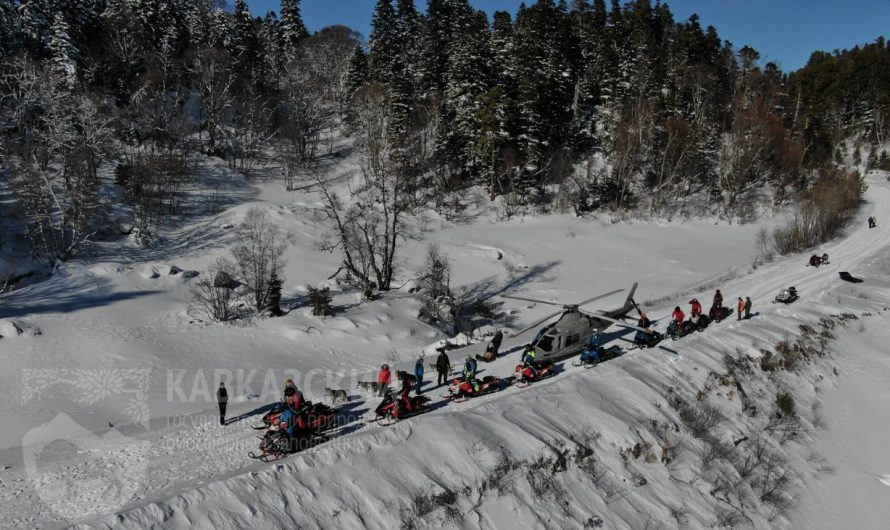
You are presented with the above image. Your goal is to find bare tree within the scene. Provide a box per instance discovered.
[190,46,234,154]
[315,84,418,298]
[232,207,288,312]
[190,258,238,321]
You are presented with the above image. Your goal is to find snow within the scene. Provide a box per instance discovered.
[1,151,889,528]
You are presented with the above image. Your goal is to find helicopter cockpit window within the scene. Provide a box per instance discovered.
[537,335,555,352]
[565,334,580,347]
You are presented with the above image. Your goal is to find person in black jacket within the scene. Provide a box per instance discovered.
[435,349,451,387]
[217,382,228,426]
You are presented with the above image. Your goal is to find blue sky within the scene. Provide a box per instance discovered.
[244,0,890,71]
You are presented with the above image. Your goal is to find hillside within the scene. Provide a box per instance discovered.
[0,159,887,528]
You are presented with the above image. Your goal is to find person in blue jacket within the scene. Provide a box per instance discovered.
[463,355,477,379]
[414,357,424,394]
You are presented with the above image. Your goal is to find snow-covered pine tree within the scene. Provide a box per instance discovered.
[18,0,53,57]
[368,0,400,85]
[230,0,259,89]
[395,0,421,89]
[0,0,21,56]
[257,11,283,86]
[49,12,78,90]
[512,0,577,199]
[416,0,452,98]
[441,3,493,181]
[280,0,308,61]
[345,44,369,100]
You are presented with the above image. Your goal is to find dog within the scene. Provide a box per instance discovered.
[356,381,382,395]
[325,386,349,404]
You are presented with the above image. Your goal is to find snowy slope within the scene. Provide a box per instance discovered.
[0,162,888,529]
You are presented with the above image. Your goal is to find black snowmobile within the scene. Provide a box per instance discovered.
[772,286,798,304]
[631,329,664,349]
[687,313,710,331]
[666,320,696,340]
[708,304,731,322]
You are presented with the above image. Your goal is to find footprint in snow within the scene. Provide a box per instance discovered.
[879,475,890,487]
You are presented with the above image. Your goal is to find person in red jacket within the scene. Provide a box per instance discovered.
[672,306,686,333]
[689,298,702,318]
[377,364,391,397]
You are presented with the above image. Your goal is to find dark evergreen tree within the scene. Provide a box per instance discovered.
[368,0,400,85]
[512,0,577,193]
[417,0,453,97]
[345,44,370,100]
[230,0,259,88]
[440,4,493,180]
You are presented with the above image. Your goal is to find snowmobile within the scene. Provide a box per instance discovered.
[708,304,731,322]
[514,360,557,387]
[688,313,711,331]
[572,345,623,367]
[631,329,664,349]
[443,375,505,402]
[248,427,329,461]
[253,401,337,431]
[371,392,432,424]
[772,286,799,304]
[666,320,696,340]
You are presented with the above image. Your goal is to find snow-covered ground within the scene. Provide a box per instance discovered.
[1,154,888,528]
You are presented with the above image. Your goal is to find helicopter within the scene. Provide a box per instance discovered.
[502,283,651,362]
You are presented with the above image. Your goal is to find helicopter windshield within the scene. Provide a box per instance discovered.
[536,335,556,352]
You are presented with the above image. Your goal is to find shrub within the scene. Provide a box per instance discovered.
[309,286,333,317]
[191,259,237,321]
[771,166,864,255]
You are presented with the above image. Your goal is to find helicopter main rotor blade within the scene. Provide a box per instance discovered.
[588,311,649,333]
[574,289,625,308]
[500,294,564,307]
[508,308,564,338]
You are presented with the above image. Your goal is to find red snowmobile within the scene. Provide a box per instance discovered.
[371,392,432,424]
[514,360,556,386]
[253,401,337,432]
[248,404,336,461]
[443,375,505,402]
[249,426,329,461]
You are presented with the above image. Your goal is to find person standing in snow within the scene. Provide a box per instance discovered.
[378,364,391,397]
[435,349,451,387]
[689,298,702,318]
[489,330,504,357]
[744,296,752,319]
[521,345,538,377]
[396,370,416,414]
[713,289,724,308]
[217,382,228,426]
[414,357,424,394]
[736,297,745,320]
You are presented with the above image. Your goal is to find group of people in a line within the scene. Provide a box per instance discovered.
[670,289,752,334]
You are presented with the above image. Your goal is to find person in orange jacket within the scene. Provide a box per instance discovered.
[736,297,745,320]
[377,364,391,396]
